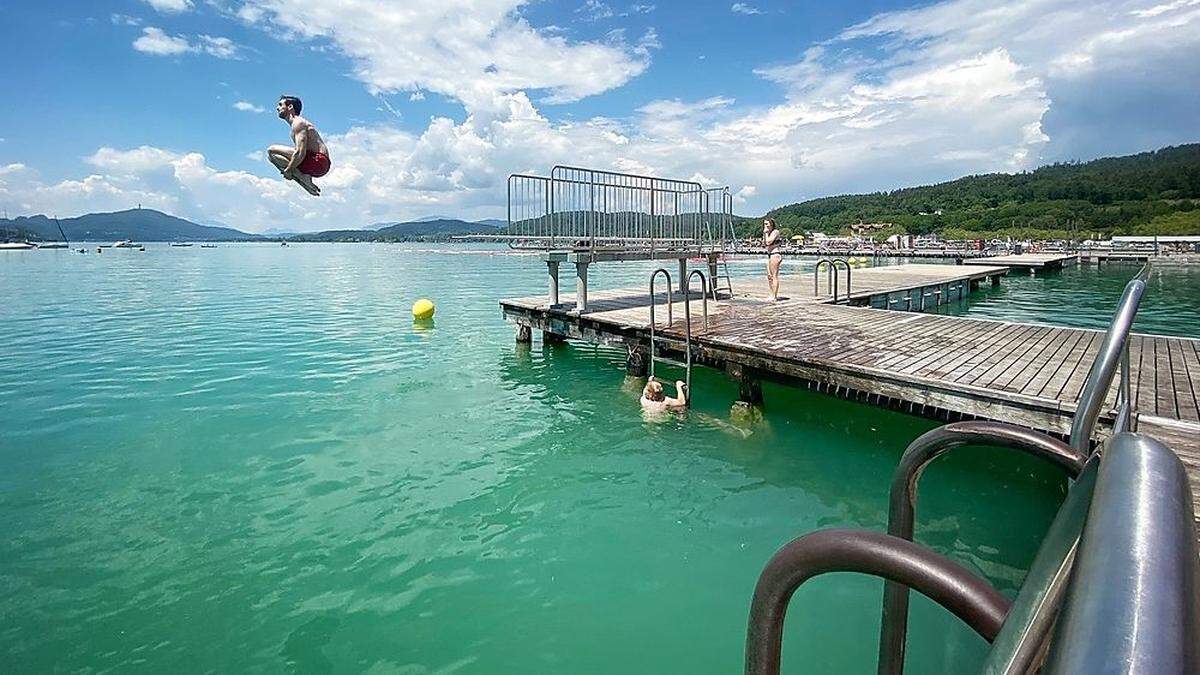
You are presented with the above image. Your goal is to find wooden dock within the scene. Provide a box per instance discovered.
[963,253,1079,273]
[500,262,1200,528]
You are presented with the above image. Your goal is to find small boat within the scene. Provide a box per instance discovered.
[200,244,218,248]
[0,241,35,250]
[111,240,139,248]
[35,242,68,249]
[170,242,193,247]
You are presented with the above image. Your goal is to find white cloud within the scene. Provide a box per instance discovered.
[132,27,192,55]
[235,0,651,110]
[409,91,425,101]
[132,27,242,59]
[111,13,142,26]
[233,101,265,113]
[141,0,193,13]
[731,3,764,15]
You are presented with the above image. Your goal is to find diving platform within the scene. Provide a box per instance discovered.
[964,253,1079,273]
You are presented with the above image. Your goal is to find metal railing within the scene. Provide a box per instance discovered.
[1067,263,1149,451]
[877,422,1087,675]
[814,258,852,302]
[1042,433,1200,673]
[745,431,1199,675]
[503,166,733,253]
[746,529,1012,675]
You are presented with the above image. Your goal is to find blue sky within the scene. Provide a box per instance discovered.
[1,0,1198,232]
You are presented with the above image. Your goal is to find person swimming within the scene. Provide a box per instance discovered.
[267,95,330,197]
[640,379,688,410]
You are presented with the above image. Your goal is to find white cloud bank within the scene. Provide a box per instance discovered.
[233,101,265,113]
[12,0,1200,231]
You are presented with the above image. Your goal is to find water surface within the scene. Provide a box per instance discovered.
[0,244,1098,672]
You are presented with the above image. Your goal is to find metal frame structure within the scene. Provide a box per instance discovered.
[504,166,734,254]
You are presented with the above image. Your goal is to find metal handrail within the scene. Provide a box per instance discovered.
[1044,432,1200,673]
[1067,263,1149,452]
[746,529,1011,675]
[877,422,1086,675]
[648,269,673,381]
[683,270,710,395]
[813,258,852,302]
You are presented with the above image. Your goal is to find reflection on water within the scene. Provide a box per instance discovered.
[0,244,1087,673]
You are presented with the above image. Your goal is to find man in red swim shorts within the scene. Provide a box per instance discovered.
[268,95,330,197]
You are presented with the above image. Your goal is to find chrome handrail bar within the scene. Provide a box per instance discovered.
[814,258,836,299]
[746,529,1011,675]
[1044,433,1200,673]
[1068,263,1149,452]
[683,270,710,397]
[833,258,852,302]
[648,268,673,381]
[877,422,1086,675]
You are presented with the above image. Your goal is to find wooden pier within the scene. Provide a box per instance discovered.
[500,262,1200,528]
[963,253,1079,274]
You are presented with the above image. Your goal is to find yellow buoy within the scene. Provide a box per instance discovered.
[412,298,436,320]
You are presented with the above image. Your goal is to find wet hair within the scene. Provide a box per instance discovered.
[643,380,665,402]
[279,95,302,115]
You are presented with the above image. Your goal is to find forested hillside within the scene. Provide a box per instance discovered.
[745,144,1200,240]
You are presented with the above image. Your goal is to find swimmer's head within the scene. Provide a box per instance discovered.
[643,380,665,402]
[278,95,302,118]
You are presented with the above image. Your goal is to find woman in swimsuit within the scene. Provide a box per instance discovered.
[763,218,782,301]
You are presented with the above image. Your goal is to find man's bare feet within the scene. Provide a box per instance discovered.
[296,174,321,197]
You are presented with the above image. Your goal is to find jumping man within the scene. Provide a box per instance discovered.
[268,95,330,197]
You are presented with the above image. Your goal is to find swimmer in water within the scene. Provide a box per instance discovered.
[267,95,330,197]
[640,379,688,411]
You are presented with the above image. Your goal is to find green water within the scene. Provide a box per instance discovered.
[2,245,1078,672]
[930,262,1200,338]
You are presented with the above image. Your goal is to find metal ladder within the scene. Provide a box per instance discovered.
[814,257,852,302]
[648,268,710,402]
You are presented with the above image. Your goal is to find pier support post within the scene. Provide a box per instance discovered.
[547,261,560,306]
[678,258,688,294]
[543,331,565,345]
[991,275,1001,286]
[515,325,532,344]
[726,362,763,406]
[575,262,589,313]
[707,253,719,296]
[625,345,648,377]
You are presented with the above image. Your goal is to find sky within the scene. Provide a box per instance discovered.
[1,0,1198,233]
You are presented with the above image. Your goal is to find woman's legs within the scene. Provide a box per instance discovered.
[768,253,782,299]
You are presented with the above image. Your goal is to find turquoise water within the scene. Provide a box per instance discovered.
[2,245,1073,672]
[929,262,1200,338]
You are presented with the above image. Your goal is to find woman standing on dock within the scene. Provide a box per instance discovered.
[764,218,782,301]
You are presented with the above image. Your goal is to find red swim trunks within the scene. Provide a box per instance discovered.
[298,152,331,178]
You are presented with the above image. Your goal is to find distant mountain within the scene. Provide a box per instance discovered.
[1,209,262,242]
[290,218,501,242]
[474,218,506,228]
[754,143,1200,239]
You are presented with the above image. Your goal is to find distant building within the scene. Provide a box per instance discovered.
[850,222,893,236]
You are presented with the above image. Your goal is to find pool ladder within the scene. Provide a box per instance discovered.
[648,268,709,402]
[814,258,852,302]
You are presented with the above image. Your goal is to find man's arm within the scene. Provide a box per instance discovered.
[282,122,309,174]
